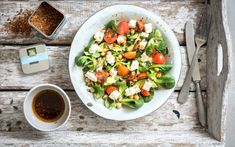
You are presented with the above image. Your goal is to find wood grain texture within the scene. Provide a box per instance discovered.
[0,91,204,132]
[0,130,221,146]
[0,1,205,45]
[0,45,207,90]
[206,0,232,142]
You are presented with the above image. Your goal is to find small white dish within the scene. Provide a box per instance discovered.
[23,84,71,131]
[69,5,181,121]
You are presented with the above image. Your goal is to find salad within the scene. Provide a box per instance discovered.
[75,18,175,109]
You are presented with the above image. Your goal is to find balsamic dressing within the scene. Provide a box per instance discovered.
[32,89,65,122]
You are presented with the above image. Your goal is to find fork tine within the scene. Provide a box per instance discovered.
[195,13,209,40]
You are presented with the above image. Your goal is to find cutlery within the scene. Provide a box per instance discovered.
[178,21,207,127]
[178,15,208,126]
[178,14,208,103]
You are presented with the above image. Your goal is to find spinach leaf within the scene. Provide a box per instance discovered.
[86,57,97,71]
[146,38,155,56]
[106,20,117,32]
[75,55,91,67]
[104,98,116,109]
[92,52,100,58]
[92,83,105,99]
[155,74,175,89]
[147,69,157,82]
[127,33,139,40]
[104,64,113,71]
[114,81,127,96]
[120,97,144,109]
[84,39,95,51]
[150,64,173,74]
[141,89,154,103]
[146,29,168,56]
[157,40,168,55]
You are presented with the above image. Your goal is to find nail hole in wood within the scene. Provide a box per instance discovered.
[16,121,22,126]
[13,106,18,110]
[79,116,85,120]
[76,127,83,131]
[198,59,201,62]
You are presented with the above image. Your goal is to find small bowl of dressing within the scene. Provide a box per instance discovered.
[24,84,71,131]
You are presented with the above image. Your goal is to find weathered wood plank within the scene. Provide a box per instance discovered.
[0,1,205,45]
[0,131,221,146]
[0,91,204,132]
[206,0,232,142]
[0,45,207,90]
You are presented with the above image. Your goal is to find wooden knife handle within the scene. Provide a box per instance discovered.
[195,81,207,127]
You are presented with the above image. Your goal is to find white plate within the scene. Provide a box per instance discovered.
[69,5,181,121]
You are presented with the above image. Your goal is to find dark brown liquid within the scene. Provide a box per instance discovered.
[32,89,65,122]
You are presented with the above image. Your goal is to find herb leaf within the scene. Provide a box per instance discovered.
[106,20,117,32]
[92,83,105,99]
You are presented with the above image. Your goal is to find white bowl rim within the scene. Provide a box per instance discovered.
[23,84,71,131]
[69,4,181,121]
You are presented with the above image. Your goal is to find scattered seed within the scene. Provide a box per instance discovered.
[173,110,180,119]
[10,99,13,105]
[87,103,93,107]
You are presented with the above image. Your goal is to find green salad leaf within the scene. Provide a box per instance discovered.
[120,97,144,109]
[84,39,95,52]
[114,81,128,97]
[75,55,91,67]
[106,20,117,32]
[92,83,105,99]
[146,29,168,56]
[104,98,116,109]
[155,74,175,89]
[141,89,154,103]
[150,64,173,74]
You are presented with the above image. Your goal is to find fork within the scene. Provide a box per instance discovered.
[178,14,209,126]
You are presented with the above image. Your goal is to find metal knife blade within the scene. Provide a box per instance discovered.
[186,21,201,81]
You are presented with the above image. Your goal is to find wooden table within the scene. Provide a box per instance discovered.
[0,0,226,146]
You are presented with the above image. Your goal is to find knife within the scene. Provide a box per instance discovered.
[178,21,206,127]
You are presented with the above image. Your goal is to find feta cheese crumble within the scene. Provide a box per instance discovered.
[109,68,117,77]
[140,32,149,38]
[142,80,153,91]
[129,19,137,28]
[117,35,126,45]
[141,52,151,62]
[94,30,104,43]
[130,60,139,71]
[85,71,97,82]
[106,77,116,85]
[89,43,100,53]
[139,41,147,50]
[125,86,141,96]
[144,23,152,33]
[109,90,120,100]
[106,54,115,65]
